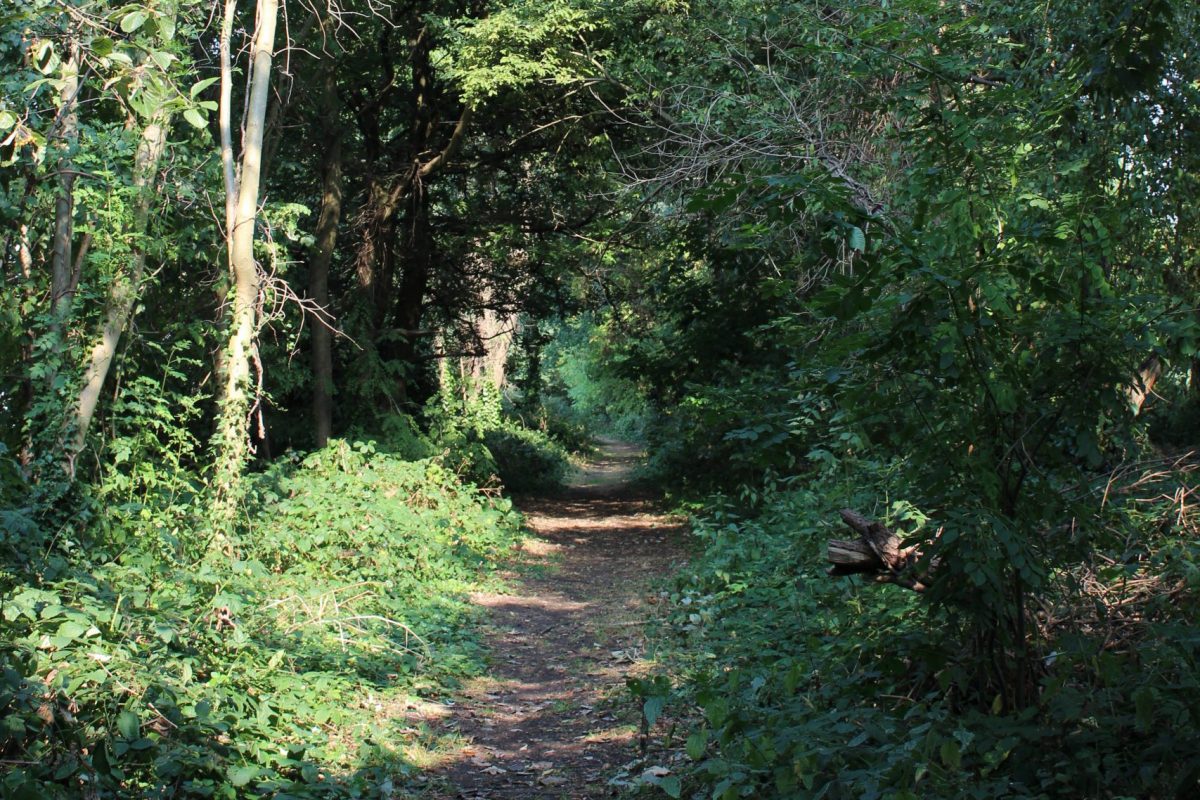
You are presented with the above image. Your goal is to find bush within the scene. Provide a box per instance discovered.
[0,439,521,798]
[423,376,574,494]
[646,460,1200,800]
[509,397,595,455]
[483,424,571,493]
[369,412,438,461]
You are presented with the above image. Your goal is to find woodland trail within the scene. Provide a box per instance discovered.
[427,439,688,799]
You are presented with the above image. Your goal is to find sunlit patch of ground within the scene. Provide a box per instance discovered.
[415,439,689,799]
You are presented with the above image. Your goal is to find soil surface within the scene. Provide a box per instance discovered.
[427,439,688,799]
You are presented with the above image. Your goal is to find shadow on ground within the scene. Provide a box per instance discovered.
[417,439,689,799]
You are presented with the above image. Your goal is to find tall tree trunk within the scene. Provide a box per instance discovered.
[394,194,433,404]
[71,113,171,459]
[42,42,80,425]
[309,63,343,448]
[465,287,515,392]
[350,17,473,392]
[386,25,474,403]
[49,44,80,332]
[212,0,278,521]
[355,178,404,334]
[26,41,81,476]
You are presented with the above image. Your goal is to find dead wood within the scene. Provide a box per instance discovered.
[826,508,931,592]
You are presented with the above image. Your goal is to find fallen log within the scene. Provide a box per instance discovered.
[826,508,931,592]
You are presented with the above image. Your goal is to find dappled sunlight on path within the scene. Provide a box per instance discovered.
[422,439,688,799]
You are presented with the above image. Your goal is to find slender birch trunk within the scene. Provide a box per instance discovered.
[212,0,279,521]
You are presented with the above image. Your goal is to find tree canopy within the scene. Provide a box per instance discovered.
[3,0,1200,797]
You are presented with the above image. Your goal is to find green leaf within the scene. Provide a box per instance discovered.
[149,50,176,70]
[939,740,961,770]
[120,11,148,33]
[849,226,866,253]
[158,14,176,41]
[183,108,207,129]
[92,741,112,776]
[190,77,220,99]
[228,765,259,787]
[34,40,56,74]
[117,710,139,740]
[55,619,89,642]
[660,775,682,798]
[686,730,707,760]
[643,695,665,728]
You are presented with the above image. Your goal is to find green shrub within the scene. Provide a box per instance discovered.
[422,376,574,493]
[509,397,595,455]
[369,412,438,461]
[0,439,521,798]
[483,424,571,493]
[648,462,1200,800]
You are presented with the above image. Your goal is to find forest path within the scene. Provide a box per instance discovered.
[427,438,688,799]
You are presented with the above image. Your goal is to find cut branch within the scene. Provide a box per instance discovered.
[826,508,932,592]
[1128,354,1162,416]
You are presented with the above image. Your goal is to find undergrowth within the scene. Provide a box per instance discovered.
[0,439,522,798]
[425,375,573,494]
[640,458,1200,799]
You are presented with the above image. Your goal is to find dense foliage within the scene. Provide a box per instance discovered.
[4,0,1200,796]
[581,0,1200,797]
[2,438,522,797]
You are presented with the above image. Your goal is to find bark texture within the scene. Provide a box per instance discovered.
[826,509,932,592]
[213,0,278,514]
[309,63,343,448]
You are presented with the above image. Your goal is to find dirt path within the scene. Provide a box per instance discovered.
[427,439,687,799]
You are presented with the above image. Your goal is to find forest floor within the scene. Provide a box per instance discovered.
[421,439,689,799]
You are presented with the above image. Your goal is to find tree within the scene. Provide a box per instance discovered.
[211,0,279,521]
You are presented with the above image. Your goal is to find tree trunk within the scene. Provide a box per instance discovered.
[24,41,81,477]
[465,286,515,392]
[41,42,81,429]
[49,45,80,330]
[72,114,170,458]
[212,0,278,519]
[309,63,343,448]
[393,194,433,405]
[350,19,474,398]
